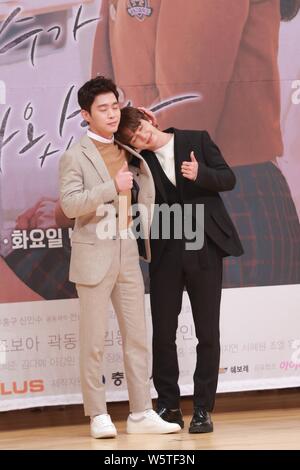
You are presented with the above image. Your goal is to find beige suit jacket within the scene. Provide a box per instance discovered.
[59,135,155,285]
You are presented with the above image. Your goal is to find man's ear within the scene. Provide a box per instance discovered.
[81,109,90,124]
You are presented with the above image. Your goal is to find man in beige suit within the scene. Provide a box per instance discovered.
[59,76,180,438]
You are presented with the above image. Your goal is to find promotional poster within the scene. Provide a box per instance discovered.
[0,0,299,412]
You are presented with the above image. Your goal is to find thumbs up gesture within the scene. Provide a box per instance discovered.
[115,160,133,192]
[181,151,199,181]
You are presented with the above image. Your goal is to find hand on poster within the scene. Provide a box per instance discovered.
[15,198,73,230]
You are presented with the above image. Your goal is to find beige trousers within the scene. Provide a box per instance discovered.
[76,236,152,417]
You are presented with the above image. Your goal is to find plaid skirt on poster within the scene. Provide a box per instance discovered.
[5,228,76,300]
[222,162,300,288]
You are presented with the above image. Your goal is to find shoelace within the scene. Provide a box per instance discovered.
[92,414,113,425]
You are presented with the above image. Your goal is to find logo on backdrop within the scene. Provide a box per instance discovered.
[279,339,300,371]
[0,380,44,395]
[127,0,153,21]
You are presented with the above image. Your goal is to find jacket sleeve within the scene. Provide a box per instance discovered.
[156,0,251,133]
[59,150,117,219]
[91,0,114,79]
[194,132,236,192]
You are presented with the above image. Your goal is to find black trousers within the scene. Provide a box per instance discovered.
[150,236,223,411]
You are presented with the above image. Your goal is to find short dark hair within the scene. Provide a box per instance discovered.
[115,106,151,146]
[77,76,119,114]
[281,0,300,20]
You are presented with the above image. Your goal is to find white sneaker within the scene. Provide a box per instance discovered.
[90,414,117,439]
[126,409,181,434]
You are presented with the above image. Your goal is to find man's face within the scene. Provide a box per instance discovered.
[81,92,121,138]
[127,119,160,150]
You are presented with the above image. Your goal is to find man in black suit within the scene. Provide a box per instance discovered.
[116,107,243,433]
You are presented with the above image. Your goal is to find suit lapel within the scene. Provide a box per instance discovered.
[173,130,183,198]
[141,149,168,202]
[80,135,111,182]
[172,129,192,201]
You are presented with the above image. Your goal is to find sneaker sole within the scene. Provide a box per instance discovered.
[126,428,180,434]
[91,431,117,439]
[165,419,184,429]
[127,423,181,434]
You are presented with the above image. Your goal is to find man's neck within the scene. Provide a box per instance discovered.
[153,132,173,151]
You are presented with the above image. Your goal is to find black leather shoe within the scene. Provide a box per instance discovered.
[189,408,213,433]
[156,407,184,429]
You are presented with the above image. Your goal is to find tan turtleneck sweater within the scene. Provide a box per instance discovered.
[92,140,132,230]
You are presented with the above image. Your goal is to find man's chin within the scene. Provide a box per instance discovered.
[107,126,119,134]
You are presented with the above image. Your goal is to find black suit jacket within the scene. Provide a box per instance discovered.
[141,128,244,269]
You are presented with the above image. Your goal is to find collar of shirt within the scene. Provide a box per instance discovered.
[154,135,176,186]
[87,129,114,144]
[155,135,175,169]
